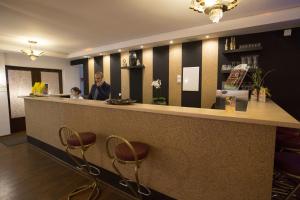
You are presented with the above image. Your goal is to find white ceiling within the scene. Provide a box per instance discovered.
[0,0,300,58]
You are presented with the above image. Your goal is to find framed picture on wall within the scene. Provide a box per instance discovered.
[182,66,200,91]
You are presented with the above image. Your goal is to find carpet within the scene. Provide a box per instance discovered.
[0,131,27,146]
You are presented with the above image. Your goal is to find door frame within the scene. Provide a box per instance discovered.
[5,65,63,133]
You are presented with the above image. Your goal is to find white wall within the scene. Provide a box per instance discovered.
[0,52,80,136]
[5,53,80,93]
[0,53,11,136]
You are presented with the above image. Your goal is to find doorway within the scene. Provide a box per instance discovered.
[5,65,62,133]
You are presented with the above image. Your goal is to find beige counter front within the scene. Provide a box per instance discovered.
[24,97,300,200]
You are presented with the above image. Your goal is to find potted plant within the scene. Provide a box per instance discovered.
[151,79,166,105]
[251,68,273,101]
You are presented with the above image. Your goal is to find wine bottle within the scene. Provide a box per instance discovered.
[225,38,228,51]
[230,37,234,50]
[233,37,236,50]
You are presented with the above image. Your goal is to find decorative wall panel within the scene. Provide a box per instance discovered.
[110,53,121,99]
[153,46,169,104]
[7,70,32,118]
[41,71,60,95]
[182,41,202,108]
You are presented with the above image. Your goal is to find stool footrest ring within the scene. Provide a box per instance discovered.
[76,165,101,176]
[119,179,151,196]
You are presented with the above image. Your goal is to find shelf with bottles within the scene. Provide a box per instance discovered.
[221,67,257,74]
[221,53,260,74]
[223,37,263,54]
[223,46,263,54]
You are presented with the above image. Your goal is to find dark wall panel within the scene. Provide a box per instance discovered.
[94,56,103,73]
[153,46,169,104]
[182,41,202,108]
[218,27,300,120]
[129,50,143,103]
[110,53,121,99]
[70,58,89,95]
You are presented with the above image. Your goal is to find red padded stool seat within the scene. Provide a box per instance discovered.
[277,127,300,136]
[275,152,300,177]
[280,136,300,150]
[115,142,149,161]
[276,127,300,147]
[67,132,96,146]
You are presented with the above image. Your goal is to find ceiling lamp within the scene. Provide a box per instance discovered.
[21,40,44,61]
[190,0,239,23]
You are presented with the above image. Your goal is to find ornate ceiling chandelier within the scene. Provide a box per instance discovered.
[190,0,239,23]
[21,40,44,61]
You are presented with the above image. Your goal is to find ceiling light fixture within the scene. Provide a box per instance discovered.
[205,35,210,38]
[140,45,144,49]
[190,0,239,23]
[20,40,44,61]
[118,49,122,52]
[169,40,174,44]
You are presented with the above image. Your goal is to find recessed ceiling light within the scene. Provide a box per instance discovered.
[118,49,122,52]
[99,53,103,56]
[169,40,174,44]
[140,45,144,49]
[205,35,210,39]
[83,55,90,58]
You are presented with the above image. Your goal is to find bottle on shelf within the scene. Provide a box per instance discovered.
[225,38,229,51]
[230,37,236,50]
[232,37,236,50]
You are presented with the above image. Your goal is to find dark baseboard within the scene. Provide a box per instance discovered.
[27,136,175,200]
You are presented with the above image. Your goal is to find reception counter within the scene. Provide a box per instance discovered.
[24,97,300,200]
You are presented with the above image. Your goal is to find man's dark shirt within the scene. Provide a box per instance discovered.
[88,82,111,100]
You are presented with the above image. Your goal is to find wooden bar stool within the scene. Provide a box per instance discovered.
[59,127,101,200]
[105,135,151,198]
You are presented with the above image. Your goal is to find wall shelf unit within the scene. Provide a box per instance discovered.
[218,37,264,90]
[221,68,256,74]
[223,46,263,54]
[121,65,145,70]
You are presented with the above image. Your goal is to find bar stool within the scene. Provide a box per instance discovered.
[273,152,300,200]
[105,135,151,198]
[59,127,101,200]
[276,127,300,152]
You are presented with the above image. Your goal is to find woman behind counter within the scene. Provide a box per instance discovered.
[70,87,83,99]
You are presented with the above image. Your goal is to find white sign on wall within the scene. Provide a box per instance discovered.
[182,66,200,91]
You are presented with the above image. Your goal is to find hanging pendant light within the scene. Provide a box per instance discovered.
[21,40,44,61]
[190,0,239,23]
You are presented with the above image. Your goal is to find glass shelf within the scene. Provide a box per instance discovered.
[223,46,263,54]
[121,65,145,69]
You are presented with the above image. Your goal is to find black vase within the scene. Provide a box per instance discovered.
[129,52,137,66]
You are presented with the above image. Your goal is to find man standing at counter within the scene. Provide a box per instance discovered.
[88,71,111,100]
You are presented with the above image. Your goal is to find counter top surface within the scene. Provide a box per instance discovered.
[24,97,300,128]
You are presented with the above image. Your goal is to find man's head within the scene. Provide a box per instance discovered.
[95,71,103,85]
